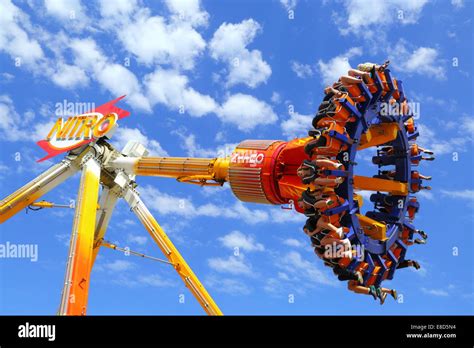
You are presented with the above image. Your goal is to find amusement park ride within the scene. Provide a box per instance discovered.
[0,62,432,315]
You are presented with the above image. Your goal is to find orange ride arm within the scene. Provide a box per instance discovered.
[123,184,222,316]
[59,156,101,315]
[109,138,311,210]
[110,156,229,186]
[90,184,121,268]
[0,156,81,224]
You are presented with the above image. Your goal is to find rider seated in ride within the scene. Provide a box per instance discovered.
[400,226,428,246]
[321,82,346,102]
[306,215,396,305]
[356,60,391,95]
[302,214,352,259]
[304,122,350,158]
[410,170,432,192]
[407,197,419,221]
[404,116,416,133]
[300,188,347,228]
[313,93,358,129]
[303,217,364,284]
[296,158,345,187]
[330,61,390,102]
[379,144,435,164]
[410,143,435,164]
[357,61,390,73]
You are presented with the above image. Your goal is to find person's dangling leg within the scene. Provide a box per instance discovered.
[379,287,397,302]
[397,259,421,270]
[340,75,364,85]
[348,281,378,300]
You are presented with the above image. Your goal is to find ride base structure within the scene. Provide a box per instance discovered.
[0,63,431,315]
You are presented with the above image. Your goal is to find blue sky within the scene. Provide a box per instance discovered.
[0,0,473,315]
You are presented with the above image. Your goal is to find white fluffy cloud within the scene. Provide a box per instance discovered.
[391,40,446,79]
[51,63,89,88]
[172,129,237,157]
[126,233,148,246]
[0,95,30,141]
[101,0,208,70]
[217,93,277,131]
[271,92,281,104]
[205,276,252,295]
[173,130,217,157]
[421,287,449,297]
[209,19,260,61]
[97,260,136,272]
[69,38,102,69]
[0,0,44,66]
[43,0,87,29]
[119,11,206,70]
[291,61,314,79]
[264,251,337,295]
[0,96,55,144]
[98,64,151,110]
[218,231,265,252]
[144,69,217,117]
[139,186,270,224]
[336,0,429,35]
[99,0,138,18]
[137,274,175,287]
[270,206,306,223]
[401,47,445,78]
[112,127,169,156]
[139,88,281,132]
[208,255,253,276]
[165,0,209,27]
[31,119,56,141]
[209,19,271,88]
[139,185,306,226]
[1,1,277,134]
[282,238,306,248]
[70,38,151,112]
[281,111,313,138]
[280,0,298,11]
[0,2,93,91]
[276,251,336,286]
[416,118,473,156]
[440,189,474,201]
[317,47,362,86]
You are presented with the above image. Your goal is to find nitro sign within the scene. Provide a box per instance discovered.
[36,96,130,162]
[44,112,116,149]
[231,150,265,165]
